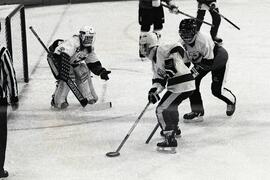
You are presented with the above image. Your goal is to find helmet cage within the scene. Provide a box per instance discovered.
[179,28,197,44]
[178,18,198,44]
[79,26,95,47]
[139,33,159,56]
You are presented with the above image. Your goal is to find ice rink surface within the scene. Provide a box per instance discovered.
[4,0,270,179]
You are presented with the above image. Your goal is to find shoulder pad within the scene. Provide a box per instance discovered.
[169,45,185,58]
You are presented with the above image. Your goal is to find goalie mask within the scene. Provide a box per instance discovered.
[139,32,159,57]
[79,26,96,47]
[179,18,198,44]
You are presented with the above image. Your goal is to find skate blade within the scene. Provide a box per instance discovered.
[156,147,177,154]
[183,116,204,123]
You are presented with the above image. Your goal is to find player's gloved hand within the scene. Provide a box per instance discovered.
[169,4,179,14]
[209,2,216,11]
[148,87,160,104]
[100,69,111,80]
[10,96,19,111]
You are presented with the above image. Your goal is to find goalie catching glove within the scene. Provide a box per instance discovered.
[100,68,111,80]
[148,87,160,104]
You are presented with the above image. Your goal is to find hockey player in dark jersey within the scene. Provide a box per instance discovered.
[139,32,195,153]
[196,0,222,43]
[178,18,236,122]
[138,0,178,60]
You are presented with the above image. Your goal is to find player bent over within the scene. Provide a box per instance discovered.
[139,32,195,153]
[47,26,111,109]
[178,18,236,123]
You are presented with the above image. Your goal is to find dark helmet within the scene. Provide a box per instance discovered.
[178,18,198,44]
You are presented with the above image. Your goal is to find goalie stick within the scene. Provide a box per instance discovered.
[29,26,88,107]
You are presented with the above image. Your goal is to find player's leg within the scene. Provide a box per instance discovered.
[153,6,164,39]
[196,9,206,32]
[211,47,236,116]
[138,8,153,60]
[73,62,94,104]
[53,80,70,109]
[209,8,222,43]
[0,98,8,178]
[183,70,208,122]
[87,72,98,104]
[156,91,193,152]
[156,92,178,153]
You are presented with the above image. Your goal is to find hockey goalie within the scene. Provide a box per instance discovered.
[47,26,111,109]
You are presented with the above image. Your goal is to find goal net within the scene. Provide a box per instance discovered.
[0,4,28,83]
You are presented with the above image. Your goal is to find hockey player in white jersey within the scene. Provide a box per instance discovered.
[139,32,195,153]
[48,26,111,109]
[178,18,236,122]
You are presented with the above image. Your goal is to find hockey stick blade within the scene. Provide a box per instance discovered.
[106,151,120,157]
[82,102,112,111]
[106,102,150,158]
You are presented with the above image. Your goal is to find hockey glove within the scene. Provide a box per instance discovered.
[148,87,160,104]
[100,69,111,80]
[10,96,19,111]
[168,4,179,14]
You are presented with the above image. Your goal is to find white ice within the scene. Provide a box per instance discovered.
[5,0,270,179]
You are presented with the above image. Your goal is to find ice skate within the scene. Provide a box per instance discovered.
[183,112,204,123]
[88,99,97,104]
[157,131,177,154]
[0,169,9,178]
[160,126,181,138]
[51,96,69,110]
[226,102,236,116]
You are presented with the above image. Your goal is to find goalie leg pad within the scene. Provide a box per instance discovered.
[54,80,70,108]
[74,63,92,101]
[87,73,98,102]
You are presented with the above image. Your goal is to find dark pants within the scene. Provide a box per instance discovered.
[156,90,194,131]
[0,98,8,171]
[138,6,165,32]
[196,8,221,38]
[189,46,234,113]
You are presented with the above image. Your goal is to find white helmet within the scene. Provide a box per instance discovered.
[79,26,96,47]
[139,32,159,56]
